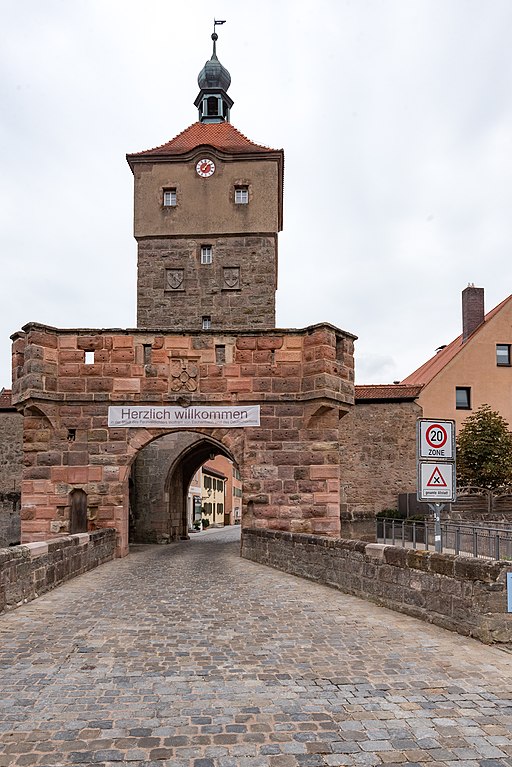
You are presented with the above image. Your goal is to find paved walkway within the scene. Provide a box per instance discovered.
[1,526,512,767]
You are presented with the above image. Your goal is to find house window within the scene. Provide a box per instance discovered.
[496,344,511,366]
[235,186,249,204]
[456,386,471,410]
[202,316,212,330]
[84,351,95,365]
[163,189,176,207]
[201,245,213,264]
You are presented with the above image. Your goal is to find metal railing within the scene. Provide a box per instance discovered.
[377,518,512,560]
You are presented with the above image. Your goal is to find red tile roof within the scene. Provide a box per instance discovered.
[355,384,423,401]
[128,122,279,159]
[401,294,512,386]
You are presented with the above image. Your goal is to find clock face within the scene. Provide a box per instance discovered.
[196,158,216,178]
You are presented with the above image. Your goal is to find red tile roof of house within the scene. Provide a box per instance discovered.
[0,389,14,410]
[128,122,279,159]
[401,294,512,386]
[355,384,423,401]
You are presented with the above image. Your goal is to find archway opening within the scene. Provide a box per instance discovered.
[129,430,240,545]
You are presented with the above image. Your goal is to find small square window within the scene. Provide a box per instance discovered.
[496,344,511,366]
[202,316,212,330]
[201,246,213,264]
[235,186,249,204]
[84,351,95,365]
[456,386,471,409]
[163,189,176,206]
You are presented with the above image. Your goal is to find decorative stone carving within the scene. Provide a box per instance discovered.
[166,268,185,291]
[170,359,199,392]
[223,266,240,290]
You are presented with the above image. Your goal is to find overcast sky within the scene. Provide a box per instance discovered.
[1,0,511,390]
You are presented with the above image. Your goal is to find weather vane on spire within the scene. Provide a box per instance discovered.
[213,19,226,33]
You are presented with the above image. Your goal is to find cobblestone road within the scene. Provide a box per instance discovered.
[1,526,512,767]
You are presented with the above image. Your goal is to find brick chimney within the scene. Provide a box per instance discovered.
[462,284,484,342]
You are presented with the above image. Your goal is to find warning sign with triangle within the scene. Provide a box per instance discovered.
[418,461,455,501]
[426,466,447,487]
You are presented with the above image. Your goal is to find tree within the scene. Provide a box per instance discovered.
[456,404,512,489]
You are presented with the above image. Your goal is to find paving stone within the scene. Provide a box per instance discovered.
[1,526,512,766]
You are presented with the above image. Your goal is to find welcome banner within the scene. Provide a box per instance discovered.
[108,405,260,428]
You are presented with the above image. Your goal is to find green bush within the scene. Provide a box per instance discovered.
[375,509,403,519]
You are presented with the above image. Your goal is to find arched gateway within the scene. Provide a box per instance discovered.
[130,430,240,543]
[10,31,356,555]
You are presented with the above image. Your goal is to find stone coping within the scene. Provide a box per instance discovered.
[0,530,115,560]
[13,320,357,340]
[21,533,92,558]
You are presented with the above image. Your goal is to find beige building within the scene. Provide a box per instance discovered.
[201,464,226,527]
[402,286,512,432]
[200,454,242,526]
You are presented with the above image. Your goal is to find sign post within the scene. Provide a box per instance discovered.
[417,419,456,553]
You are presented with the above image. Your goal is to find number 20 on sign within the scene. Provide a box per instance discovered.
[418,419,455,460]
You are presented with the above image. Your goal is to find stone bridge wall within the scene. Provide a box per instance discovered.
[0,529,116,615]
[242,528,512,644]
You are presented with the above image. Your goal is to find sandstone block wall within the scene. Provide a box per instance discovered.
[137,235,277,330]
[11,323,355,554]
[0,499,20,548]
[0,410,23,493]
[0,408,23,546]
[0,529,116,615]
[339,401,420,520]
[242,528,512,644]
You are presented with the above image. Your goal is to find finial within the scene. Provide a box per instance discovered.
[211,20,225,59]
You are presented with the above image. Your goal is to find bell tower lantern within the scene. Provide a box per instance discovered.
[194,31,234,123]
[127,29,284,332]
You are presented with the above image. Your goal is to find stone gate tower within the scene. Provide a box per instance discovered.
[11,28,355,556]
[128,32,283,331]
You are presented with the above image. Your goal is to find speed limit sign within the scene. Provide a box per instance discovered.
[418,419,455,460]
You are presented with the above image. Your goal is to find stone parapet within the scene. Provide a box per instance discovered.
[11,323,355,407]
[241,528,512,644]
[0,529,116,615]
